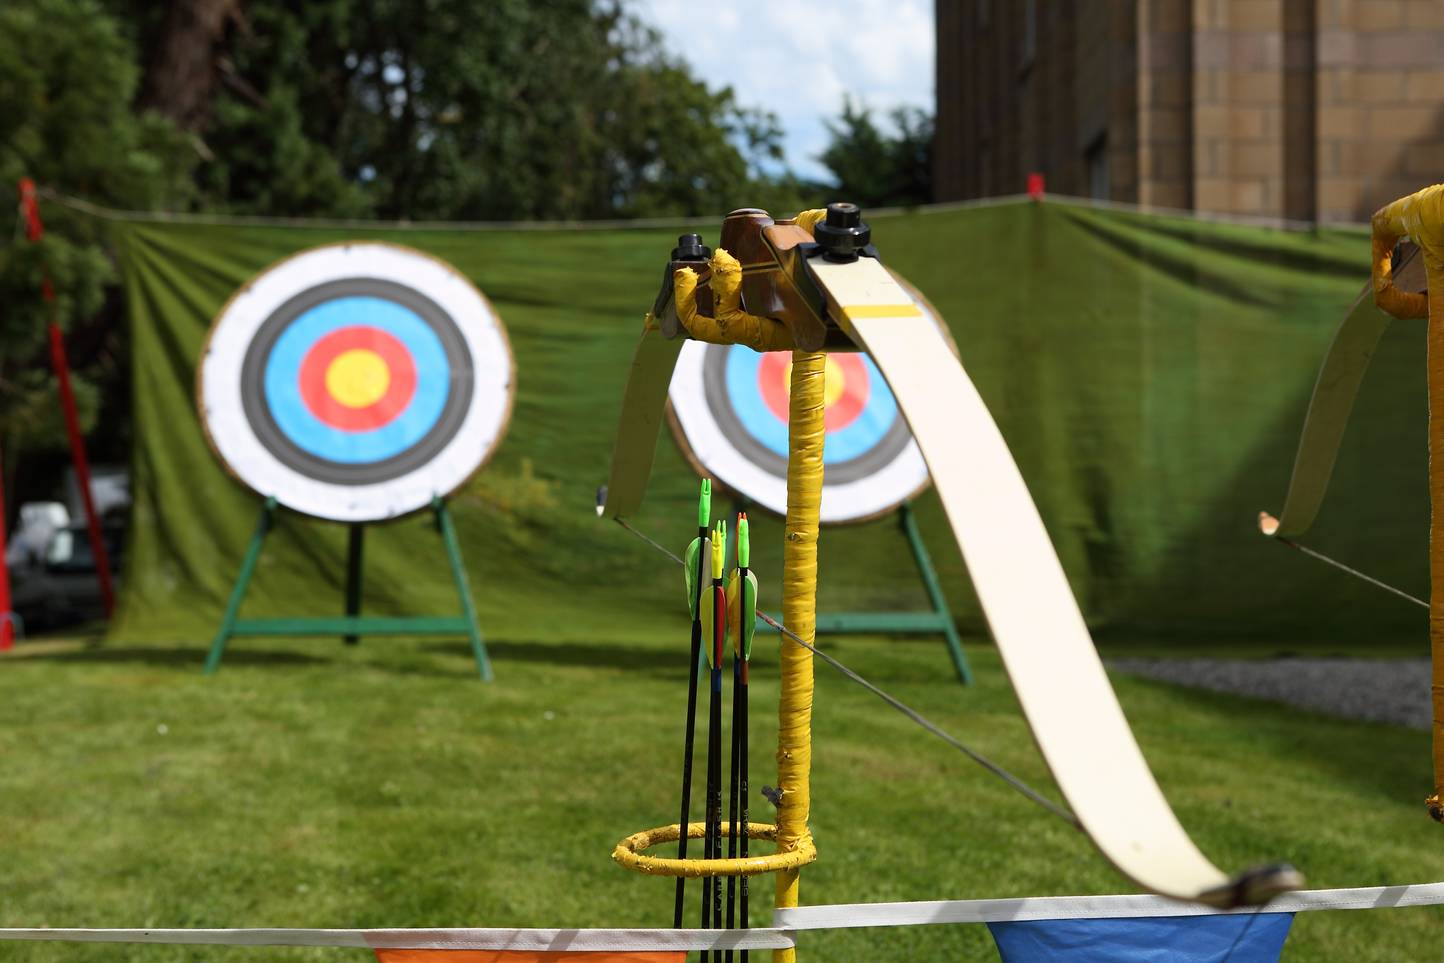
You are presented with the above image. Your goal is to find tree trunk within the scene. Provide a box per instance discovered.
[139,0,244,131]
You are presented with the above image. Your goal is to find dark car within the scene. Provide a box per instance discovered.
[10,524,124,630]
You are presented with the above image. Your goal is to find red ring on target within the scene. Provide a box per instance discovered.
[297,326,418,432]
[757,352,869,431]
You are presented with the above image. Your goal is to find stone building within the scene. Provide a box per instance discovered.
[934,0,1444,223]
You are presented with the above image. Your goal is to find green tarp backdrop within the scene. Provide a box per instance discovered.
[98,198,1426,654]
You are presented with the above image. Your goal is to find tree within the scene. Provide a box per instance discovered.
[0,0,193,462]
[135,0,245,132]
[112,0,805,221]
[819,97,934,209]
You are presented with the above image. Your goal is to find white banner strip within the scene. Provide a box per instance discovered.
[0,927,793,952]
[773,882,1444,930]
[9,884,1444,951]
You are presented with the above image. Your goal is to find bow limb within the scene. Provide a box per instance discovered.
[597,312,685,521]
[1259,242,1428,539]
[805,253,1296,907]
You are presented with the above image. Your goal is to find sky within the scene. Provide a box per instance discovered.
[629,0,935,184]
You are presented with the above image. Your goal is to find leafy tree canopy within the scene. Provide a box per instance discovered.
[0,0,193,451]
[114,0,811,220]
[819,96,933,210]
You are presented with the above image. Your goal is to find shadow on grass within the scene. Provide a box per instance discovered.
[422,638,686,677]
[9,645,331,668]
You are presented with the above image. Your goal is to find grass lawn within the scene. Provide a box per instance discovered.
[2,624,1443,962]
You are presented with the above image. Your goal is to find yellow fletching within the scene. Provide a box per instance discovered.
[711,523,725,574]
[726,571,741,640]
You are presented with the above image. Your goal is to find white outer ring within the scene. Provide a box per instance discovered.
[199,243,513,522]
[668,348,930,525]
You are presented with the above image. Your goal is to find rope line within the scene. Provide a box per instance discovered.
[35,185,1364,234]
[612,517,1080,829]
[1271,534,1428,610]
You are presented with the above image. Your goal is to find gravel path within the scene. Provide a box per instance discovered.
[1107,657,1432,730]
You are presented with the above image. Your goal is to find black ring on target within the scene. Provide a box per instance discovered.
[699,346,914,485]
[239,278,475,487]
[666,271,949,524]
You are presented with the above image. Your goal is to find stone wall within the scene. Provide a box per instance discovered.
[934,0,1444,222]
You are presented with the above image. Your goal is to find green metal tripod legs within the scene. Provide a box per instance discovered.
[204,497,492,680]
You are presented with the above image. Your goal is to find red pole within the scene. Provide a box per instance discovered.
[0,445,13,651]
[1027,172,1046,201]
[18,178,116,619]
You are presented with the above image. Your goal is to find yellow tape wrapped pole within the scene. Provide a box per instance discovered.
[774,350,825,963]
[639,211,826,960]
[1372,183,1444,819]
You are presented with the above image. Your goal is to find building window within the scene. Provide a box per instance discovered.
[1086,133,1110,201]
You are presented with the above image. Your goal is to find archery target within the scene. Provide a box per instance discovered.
[667,275,951,524]
[199,243,513,522]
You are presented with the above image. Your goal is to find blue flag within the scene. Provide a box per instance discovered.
[988,913,1294,962]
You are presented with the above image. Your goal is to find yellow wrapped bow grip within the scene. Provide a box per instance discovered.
[674,249,796,352]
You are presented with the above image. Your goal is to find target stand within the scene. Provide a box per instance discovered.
[204,495,491,678]
[197,242,514,679]
[668,273,972,685]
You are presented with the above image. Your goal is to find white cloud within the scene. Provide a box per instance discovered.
[628,0,935,183]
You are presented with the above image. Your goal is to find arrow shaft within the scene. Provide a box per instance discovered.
[710,581,726,933]
[739,668,749,962]
[726,653,741,963]
[675,525,707,929]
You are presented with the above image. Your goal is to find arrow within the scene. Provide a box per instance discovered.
[700,518,728,949]
[675,480,711,929]
[727,513,758,962]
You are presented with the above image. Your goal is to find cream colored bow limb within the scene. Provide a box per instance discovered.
[1258,242,1426,540]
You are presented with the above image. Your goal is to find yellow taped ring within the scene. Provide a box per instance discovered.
[612,821,817,878]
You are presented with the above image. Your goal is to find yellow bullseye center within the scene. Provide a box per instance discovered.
[325,349,390,408]
[782,356,848,407]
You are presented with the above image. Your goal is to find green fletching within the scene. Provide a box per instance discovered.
[740,570,758,659]
[684,537,702,619]
[696,537,714,645]
[698,478,712,528]
[737,513,750,568]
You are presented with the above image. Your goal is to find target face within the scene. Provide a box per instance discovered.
[668,275,950,524]
[199,243,513,522]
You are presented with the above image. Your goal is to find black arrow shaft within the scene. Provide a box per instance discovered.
[675,526,706,930]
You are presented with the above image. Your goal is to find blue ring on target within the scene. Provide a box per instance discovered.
[262,296,450,464]
[722,348,900,464]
